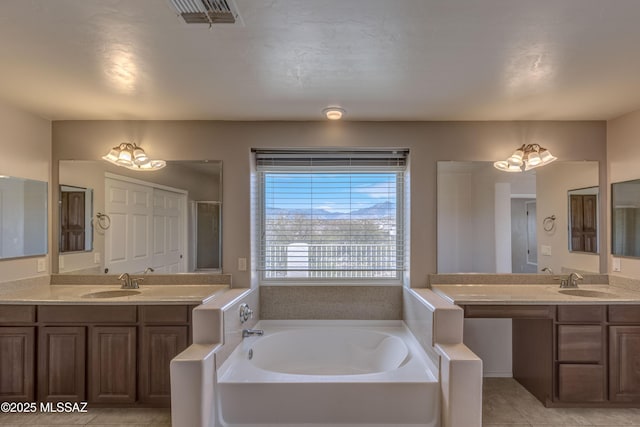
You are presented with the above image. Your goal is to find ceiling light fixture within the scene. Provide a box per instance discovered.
[102,143,166,171]
[323,107,345,120]
[494,144,557,172]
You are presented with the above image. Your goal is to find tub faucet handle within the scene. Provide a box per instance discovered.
[239,303,253,324]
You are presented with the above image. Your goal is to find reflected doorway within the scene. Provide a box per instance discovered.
[511,198,537,273]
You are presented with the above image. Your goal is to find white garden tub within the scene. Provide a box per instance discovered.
[216,320,440,427]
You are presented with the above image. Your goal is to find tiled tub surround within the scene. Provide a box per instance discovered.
[260,285,402,319]
[172,285,483,427]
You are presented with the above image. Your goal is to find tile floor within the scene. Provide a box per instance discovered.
[1,378,639,426]
[484,378,640,426]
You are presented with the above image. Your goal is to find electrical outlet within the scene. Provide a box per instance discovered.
[613,257,621,272]
[541,245,552,256]
[37,258,46,272]
[94,252,101,264]
[238,257,247,271]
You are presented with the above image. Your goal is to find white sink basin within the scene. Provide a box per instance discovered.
[558,289,618,298]
[82,289,141,298]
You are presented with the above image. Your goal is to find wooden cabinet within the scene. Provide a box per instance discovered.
[38,326,85,401]
[554,305,606,404]
[558,364,605,402]
[139,305,190,404]
[569,194,597,253]
[610,325,640,402]
[0,304,192,407]
[140,326,188,404]
[60,191,86,252]
[89,326,137,403]
[0,327,35,401]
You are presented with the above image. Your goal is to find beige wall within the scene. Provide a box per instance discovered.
[607,109,640,278]
[52,120,607,287]
[0,100,51,282]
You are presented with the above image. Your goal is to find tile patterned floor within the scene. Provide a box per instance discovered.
[1,378,639,426]
[484,378,640,427]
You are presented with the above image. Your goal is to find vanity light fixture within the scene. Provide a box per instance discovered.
[102,143,166,171]
[323,107,345,120]
[494,144,557,172]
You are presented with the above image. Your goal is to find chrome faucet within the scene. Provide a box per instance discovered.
[118,273,131,289]
[242,329,264,338]
[560,272,583,288]
[118,273,143,289]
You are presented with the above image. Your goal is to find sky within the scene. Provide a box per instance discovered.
[264,172,399,213]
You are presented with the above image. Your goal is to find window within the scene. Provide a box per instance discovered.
[255,150,408,282]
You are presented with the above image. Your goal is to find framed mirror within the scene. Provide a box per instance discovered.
[0,175,47,259]
[612,178,640,258]
[57,160,222,274]
[437,160,600,274]
[568,186,599,254]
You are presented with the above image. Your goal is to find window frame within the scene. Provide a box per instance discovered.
[255,151,407,285]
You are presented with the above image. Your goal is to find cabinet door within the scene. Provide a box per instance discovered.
[38,327,86,402]
[610,326,640,402]
[0,327,34,401]
[89,326,137,403]
[139,326,188,404]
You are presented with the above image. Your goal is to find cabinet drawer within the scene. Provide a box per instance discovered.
[557,305,605,322]
[609,305,640,324]
[464,305,554,319]
[558,325,603,362]
[558,364,605,402]
[0,305,36,324]
[140,305,189,324]
[39,306,136,323]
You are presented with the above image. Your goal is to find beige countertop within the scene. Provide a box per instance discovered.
[431,284,640,305]
[0,284,229,305]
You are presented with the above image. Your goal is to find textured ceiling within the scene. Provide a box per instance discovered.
[1,0,640,120]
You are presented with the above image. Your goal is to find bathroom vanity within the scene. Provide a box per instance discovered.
[432,283,640,407]
[0,283,227,406]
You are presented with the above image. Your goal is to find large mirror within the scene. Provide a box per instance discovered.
[437,161,600,274]
[0,175,47,259]
[58,160,222,274]
[612,178,640,258]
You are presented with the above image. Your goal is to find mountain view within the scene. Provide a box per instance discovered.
[266,201,396,219]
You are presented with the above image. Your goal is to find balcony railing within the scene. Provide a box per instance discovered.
[263,243,399,279]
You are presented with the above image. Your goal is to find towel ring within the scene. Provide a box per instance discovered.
[96,213,111,230]
[543,215,556,232]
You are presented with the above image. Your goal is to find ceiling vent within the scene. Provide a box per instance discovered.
[170,0,241,25]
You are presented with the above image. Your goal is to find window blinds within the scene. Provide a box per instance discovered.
[254,149,408,280]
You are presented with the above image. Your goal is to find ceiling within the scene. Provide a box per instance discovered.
[1,0,640,121]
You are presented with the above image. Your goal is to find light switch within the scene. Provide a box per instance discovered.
[613,257,621,272]
[541,245,552,256]
[58,256,65,270]
[238,257,247,271]
[37,258,46,272]
[94,252,101,264]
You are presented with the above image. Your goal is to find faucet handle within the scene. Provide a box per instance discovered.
[239,303,253,324]
[130,277,144,289]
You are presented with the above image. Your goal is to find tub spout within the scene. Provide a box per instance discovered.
[242,329,264,338]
